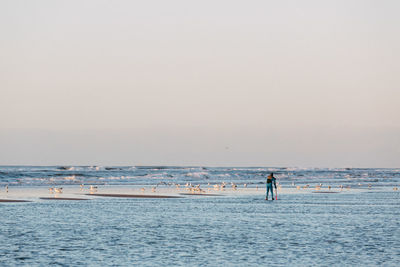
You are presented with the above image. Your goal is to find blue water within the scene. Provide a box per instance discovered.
[1,166,399,189]
[1,166,399,266]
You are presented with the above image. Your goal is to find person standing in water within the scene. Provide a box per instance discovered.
[266,173,277,200]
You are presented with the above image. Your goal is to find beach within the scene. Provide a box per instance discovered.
[3,0,399,265]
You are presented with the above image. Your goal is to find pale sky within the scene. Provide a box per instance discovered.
[1,0,399,167]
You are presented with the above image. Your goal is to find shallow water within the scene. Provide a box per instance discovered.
[1,190,399,266]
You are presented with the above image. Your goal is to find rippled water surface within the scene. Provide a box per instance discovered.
[1,191,399,266]
[1,166,399,266]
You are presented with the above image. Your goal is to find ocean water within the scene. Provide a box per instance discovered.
[1,166,399,266]
[1,166,399,189]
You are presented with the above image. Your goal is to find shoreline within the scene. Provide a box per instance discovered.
[0,184,393,203]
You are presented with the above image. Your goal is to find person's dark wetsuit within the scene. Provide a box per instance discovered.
[266,173,277,200]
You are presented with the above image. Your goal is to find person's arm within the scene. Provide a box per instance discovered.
[274,178,277,189]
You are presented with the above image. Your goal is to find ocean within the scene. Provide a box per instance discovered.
[0,166,399,266]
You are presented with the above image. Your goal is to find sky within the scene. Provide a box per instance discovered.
[1,0,399,167]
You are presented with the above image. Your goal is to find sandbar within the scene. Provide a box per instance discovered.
[86,193,183,198]
[311,191,340,194]
[39,197,90,200]
[179,193,224,196]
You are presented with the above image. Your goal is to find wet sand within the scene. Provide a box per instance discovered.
[0,184,369,203]
[179,193,224,196]
[85,193,183,198]
[39,197,90,200]
[311,191,340,194]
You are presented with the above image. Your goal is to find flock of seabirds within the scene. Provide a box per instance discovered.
[2,172,399,200]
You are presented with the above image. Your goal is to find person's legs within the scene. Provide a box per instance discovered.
[266,185,272,200]
[271,186,274,200]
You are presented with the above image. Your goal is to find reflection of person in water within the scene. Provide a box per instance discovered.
[266,173,277,200]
